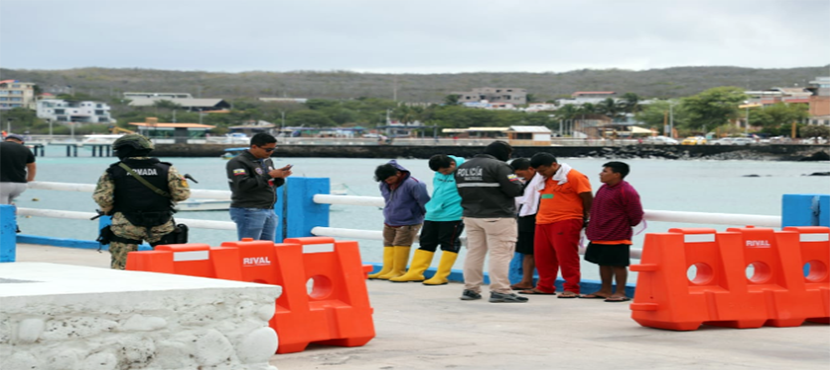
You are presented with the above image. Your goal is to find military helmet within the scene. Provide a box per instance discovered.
[113,134,154,151]
[113,134,153,158]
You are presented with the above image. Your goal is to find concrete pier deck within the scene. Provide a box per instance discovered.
[12,243,830,370]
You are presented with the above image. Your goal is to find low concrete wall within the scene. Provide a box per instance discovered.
[152,143,830,161]
[0,263,281,370]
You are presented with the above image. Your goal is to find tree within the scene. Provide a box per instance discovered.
[443,94,461,106]
[596,98,621,119]
[286,110,336,127]
[153,100,182,110]
[800,125,830,139]
[634,100,689,130]
[620,92,640,114]
[751,103,808,129]
[680,86,746,132]
[526,93,538,103]
[554,104,579,120]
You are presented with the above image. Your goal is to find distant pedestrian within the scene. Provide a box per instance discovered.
[509,158,543,291]
[522,153,592,298]
[226,133,292,241]
[370,160,430,280]
[0,134,37,206]
[582,162,643,302]
[391,154,465,285]
[455,141,526,303]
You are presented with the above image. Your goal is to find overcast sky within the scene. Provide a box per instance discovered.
[1,0,828,73]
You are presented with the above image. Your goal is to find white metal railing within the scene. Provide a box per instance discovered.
[16,208,237,231]
[311,194,783,259]
[27,181,231,200]
[17,182,784,260]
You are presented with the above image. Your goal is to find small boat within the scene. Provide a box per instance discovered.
[175,199,232,212]
[82,134,124,144]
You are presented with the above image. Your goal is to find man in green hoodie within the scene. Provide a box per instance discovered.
[391,154,465,285]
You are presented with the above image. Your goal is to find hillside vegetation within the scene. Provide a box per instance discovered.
[2,65,827,102]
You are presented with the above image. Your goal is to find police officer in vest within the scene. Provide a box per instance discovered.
[93,134,191,269]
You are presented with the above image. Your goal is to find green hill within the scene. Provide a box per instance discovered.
[1,65,827,102]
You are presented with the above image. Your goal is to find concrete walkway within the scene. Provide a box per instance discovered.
[12,244,830,370]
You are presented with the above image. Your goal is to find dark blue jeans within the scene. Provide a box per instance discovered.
[229,207,278,241]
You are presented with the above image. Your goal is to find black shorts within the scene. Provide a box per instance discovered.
[418,220,464,253]
[584,243,630,267]
[516,231,535,255]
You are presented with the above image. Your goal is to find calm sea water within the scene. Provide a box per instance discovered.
[15,148,830,280]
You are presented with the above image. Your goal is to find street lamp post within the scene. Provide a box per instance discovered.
[669,101,675,138]
[745,105,750,135]
[280,111,286,136]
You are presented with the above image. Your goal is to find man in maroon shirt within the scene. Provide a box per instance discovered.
[582,162,643,302]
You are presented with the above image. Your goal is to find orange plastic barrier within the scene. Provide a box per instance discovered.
[630,227,830,331]
[277,237,375,353]
[785,226,830,324]
[125,237,376,353]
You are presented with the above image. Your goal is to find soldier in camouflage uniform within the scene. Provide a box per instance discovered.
[93,134,190,269]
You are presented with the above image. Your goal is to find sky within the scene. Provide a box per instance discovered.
[1,0,828,74]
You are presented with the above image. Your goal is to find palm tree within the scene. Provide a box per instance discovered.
[621,92,641,114]
[597,98,621,119]
[554,104,579,120]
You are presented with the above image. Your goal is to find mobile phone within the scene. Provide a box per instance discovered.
[284,164,293,170]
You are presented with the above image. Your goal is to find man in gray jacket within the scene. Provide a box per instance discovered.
[455,141,527,303]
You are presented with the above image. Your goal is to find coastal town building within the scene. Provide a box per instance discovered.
[506,125,553,146]
[129,117,215,144]
[807,77,830,126]
[555,91,617,106]
[128,94,231,111]
[453,87,527,105]
[36,98,115,124]
[0,80,36,110]
[745,87,812,106]
[259,97,309,104]
[124,92,194,99]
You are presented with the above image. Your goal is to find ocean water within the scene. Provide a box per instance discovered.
[14,149,830,280]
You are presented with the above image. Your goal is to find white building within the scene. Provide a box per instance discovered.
[124,92,194,99]
[36,99,115,124]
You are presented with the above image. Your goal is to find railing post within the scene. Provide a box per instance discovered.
[782,194,830,227]
[284,177,330,239]
[1,205,17,262]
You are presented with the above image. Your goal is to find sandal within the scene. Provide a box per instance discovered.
[518,288,556,295]
[557,292,579,299]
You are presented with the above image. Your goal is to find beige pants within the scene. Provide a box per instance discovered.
[462,217,517,294]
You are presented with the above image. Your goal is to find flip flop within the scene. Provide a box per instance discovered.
[557,292,579,299]
[604,297,631,302]
[510,285,534,291]
[518,288,556,295]
[579,294,609,299]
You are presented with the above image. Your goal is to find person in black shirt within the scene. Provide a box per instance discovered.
[0,134,36,205]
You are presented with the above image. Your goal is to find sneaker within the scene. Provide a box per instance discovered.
[460,289,482,300]
[489,292,529,303]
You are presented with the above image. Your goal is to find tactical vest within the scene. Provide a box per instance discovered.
[107,158,173,227]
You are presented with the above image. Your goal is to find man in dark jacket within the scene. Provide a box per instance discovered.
[0,134,36,206]
[455,141,526,303]
[226,133,292,241]
[370,160,430,280]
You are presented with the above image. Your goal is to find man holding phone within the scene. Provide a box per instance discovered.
[226,132,292,241]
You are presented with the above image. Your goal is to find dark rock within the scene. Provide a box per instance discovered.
[808,172,830,176]
[743,174,761,177]
[799,151,830,161]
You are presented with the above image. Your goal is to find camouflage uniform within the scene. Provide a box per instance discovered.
[93,157,190,269]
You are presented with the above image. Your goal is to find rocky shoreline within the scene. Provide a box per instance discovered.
[153,143,830,162]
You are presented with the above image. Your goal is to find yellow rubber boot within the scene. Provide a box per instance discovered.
[390,250,435,283]
[378,246,411,280]
[368,246,395,279]
[423,251,458,285]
